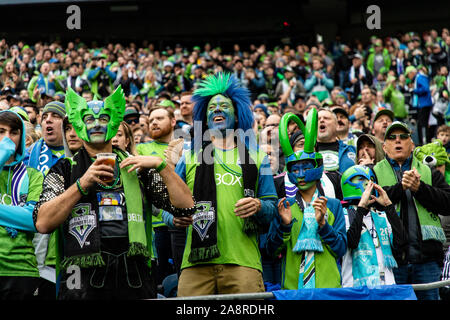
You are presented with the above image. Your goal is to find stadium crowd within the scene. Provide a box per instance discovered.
[1,27,450,300]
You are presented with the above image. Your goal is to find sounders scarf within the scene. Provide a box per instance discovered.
[292,187,324,289]
[347,206,398,287]
[28,138,63,174]
[36,74,56,97]
[60,147,148,269]
[4,162,29,238]
[189,141,258,263]
[293,188,324,253]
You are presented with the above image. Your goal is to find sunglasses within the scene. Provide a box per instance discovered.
[125,117,139,124]
[386,133,410,140]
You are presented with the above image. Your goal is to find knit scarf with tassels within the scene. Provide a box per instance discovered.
[189,141,260,263]
[60,147,148,270]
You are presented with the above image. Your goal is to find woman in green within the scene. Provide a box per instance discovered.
[0,110,44,299]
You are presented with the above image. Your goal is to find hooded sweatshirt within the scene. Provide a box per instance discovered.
[356,134,385,166]
[0,110,44,278]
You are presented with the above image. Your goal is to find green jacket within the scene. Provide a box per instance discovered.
[366,48,391,75]
[383,83,407,119]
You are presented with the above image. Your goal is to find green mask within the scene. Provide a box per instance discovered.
[65,86,126,143]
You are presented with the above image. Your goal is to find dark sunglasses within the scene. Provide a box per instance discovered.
[386,133,410,141]
[125,117,139,124]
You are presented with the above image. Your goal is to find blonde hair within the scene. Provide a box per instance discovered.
[25,122,40,148]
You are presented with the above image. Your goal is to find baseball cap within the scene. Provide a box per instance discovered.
[404,66,417,76]
[163,61,174,68]
[9,106,30,122]
[124,108,139,118]
[373,109,394,123]
[332,106,349,118]
[157,99,176,109]
[384,121,411,140]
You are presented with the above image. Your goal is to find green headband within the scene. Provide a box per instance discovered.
[65,86,126,142]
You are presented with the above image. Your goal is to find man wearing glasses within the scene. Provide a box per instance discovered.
[373,121,450,300]
[123,108,140,131]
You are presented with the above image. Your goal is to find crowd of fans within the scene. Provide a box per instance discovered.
[1,27,450,300]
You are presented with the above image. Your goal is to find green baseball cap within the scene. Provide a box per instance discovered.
[373,109,394,123]
[404,66,417,76]
[157,99,176,109]
[384,121,411,140]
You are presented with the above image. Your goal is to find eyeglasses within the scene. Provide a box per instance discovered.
[386,133,410,141]
[125,117,139,124]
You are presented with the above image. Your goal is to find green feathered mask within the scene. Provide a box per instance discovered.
[65,86,126,143]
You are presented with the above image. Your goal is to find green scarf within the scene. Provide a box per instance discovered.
[60,147,148,269]
[373,158,446,243]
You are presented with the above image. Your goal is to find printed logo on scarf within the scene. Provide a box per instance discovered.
[192,201,215,241]
[68,203,96,248]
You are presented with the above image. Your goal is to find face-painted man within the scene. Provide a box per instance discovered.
[34,85,195,300]
[206,94,236,135]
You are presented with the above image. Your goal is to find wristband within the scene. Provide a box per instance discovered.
[76,178,89,196]
[155,159,167,173]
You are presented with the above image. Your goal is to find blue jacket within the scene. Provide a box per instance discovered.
[338,140,357,174]
[413,73,433,108]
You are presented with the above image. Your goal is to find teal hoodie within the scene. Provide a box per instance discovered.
[0,110,44,278]
[0,110,43,233]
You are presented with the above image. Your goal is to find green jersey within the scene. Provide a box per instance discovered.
[0,167,43,277]
[181,147,272,272]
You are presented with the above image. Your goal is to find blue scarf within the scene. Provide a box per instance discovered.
[292,188,324,253]
[349,206,398,287]
[36,74,56,97]
[5,162,29,238]
[28,139,64,174]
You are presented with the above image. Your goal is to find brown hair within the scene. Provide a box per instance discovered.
[119,121,137,156]
[437,124,450,135]
[148,105,175,120]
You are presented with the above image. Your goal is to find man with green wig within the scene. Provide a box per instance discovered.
[33,85,195,299]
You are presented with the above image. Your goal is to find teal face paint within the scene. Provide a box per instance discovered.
[206,94,235,133]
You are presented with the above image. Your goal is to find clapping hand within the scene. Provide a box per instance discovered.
[313,196,328,227]
[402,168,421,192]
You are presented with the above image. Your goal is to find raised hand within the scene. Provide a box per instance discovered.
[313,196,328,227]
[277,197,292,226]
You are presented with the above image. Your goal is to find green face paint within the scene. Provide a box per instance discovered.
[84,112,110,144]
[65,86,126,143]
[297,180,316,190]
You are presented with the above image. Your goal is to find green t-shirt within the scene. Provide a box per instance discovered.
[0,167,43,277]
[136,141,168,159]
[181,147,266,272]
[136,140,169,228]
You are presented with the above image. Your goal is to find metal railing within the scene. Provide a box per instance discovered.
[162,279,450,300]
